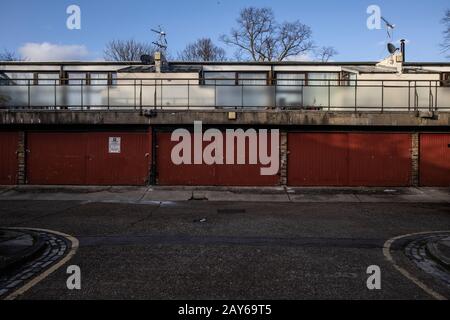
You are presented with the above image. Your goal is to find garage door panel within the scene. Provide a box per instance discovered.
[27,133,86,185]
[288,133,348,186]
[0,132,19,185]
[420,134,450,187]
[27,131,151,186]
[348,134,411,186]
[288,133,411,187]
[156,133,216,185]
[157,132,279,186]
[86,132,151,185]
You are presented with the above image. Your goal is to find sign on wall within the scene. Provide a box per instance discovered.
[109,137,121,154]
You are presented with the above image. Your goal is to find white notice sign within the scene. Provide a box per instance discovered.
[109,137,121,153]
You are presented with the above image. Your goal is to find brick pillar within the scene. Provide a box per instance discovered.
[411,132,419,187]
[17,131,26,185]
[280,131,288,186]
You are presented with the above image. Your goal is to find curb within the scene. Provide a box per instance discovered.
[0,230,47,276]
[426,241,450,270]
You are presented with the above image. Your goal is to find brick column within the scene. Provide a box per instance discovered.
[17,131,26,185]
[411,132,419,187]
[280,131,288,186]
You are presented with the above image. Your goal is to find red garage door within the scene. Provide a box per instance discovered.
[27,131,151,185]
[0,132,19,185]
[288,133,411,187]
[420,134,450,187]
[157,132,279,186]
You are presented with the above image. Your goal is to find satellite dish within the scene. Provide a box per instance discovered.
[387,43,398,55]
[140,54,153,65]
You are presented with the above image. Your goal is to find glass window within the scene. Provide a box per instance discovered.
[204,72,235,85]
[68,73,87,85]
[237,72,267,85]
[90,73,109,85]
[308,73,339,86]
[276,73,306,86]
[4,72,34,85]
[37,73,59,85]
[442,73,450,87]
[341,72,357,86]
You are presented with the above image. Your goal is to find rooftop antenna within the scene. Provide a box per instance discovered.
[381,16,395,40]
[151,25,168,52]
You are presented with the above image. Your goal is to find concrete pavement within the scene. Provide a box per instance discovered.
[0,186,448,203]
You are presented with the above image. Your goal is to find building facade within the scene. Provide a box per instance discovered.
[0,58,449,187]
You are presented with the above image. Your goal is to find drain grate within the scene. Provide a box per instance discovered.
[217,209,246,214]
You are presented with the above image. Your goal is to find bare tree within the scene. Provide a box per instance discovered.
[442,9,450,58]
[104,40,156,61]
[178,38,227,61]
[220,7,314,61]
[315,46,338,62]
[0,49,22,61]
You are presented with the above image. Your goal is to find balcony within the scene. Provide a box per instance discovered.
[0,77,449,112]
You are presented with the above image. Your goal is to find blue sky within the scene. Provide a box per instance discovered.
[1,0,448,61]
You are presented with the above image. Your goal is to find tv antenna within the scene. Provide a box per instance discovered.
[151,26,168,51]
[381,17,395,40]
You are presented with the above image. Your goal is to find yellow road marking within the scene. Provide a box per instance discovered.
[383,231,448,301]
[4,228,79,301]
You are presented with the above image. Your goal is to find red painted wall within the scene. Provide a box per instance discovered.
[0,132,19,185]
[420,133,450,187]
[27,131,151,185]
[288,133,411,187]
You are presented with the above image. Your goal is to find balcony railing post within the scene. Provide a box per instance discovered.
[140,80,143,114]
[107,84,110,110]
[274,79,277,109]
[328,80,331,111]
[134,79,137,111]
[381,80,384,113]
[408,81,411,111]
[27,79,31,109]
[54,79,57,110]
[187,79,190,110]
[354,79,358,112]
[80,82,83,110]
[214,80,217,108]
[154,79,157,110]
[160,79,163,109]
[301,83,304,109]
[414,81,418,111]
[435,80,438,112]
[241,82,244,109]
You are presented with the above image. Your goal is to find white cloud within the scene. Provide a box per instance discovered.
[19,42,89,61]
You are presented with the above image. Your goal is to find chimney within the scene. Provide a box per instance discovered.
[400,39,406,63]
[154,51,162,73]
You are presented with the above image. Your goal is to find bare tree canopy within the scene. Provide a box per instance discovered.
[220,7,314,61]
[178,38,227,61]
[104,39,156,61]
[0,49,22,61]
[315,46,338,62]
[442,9,450,58]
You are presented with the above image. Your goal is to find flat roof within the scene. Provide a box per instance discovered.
[1,61,449,67]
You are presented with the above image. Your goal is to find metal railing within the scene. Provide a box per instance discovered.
[0,77,449,112]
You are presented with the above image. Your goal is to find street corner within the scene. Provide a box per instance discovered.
[384,231,450,300]
[0,228,78,300]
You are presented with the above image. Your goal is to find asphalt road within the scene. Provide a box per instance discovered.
[0,199,449,300]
